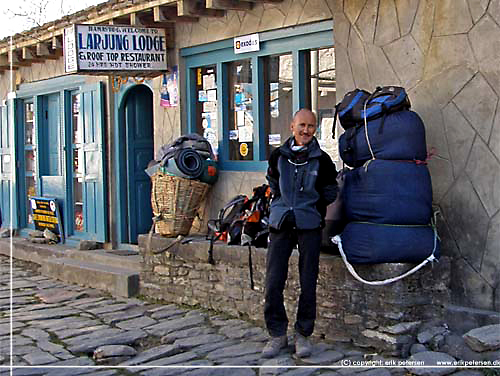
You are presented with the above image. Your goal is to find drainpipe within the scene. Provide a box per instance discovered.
[106,76,117,249]
[311,50,319,117]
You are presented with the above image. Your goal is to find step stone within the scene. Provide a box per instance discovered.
[41,257,139,298]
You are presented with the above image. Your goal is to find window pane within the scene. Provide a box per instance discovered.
[228,59,253,161]
[264,54,293,159]
[25,102,37,225]
[309,48,338,162]
[2,155,11,174]
[72,94,82,144]
[25,150,36,173]
[194,65,218,157]
[25,103,35,145]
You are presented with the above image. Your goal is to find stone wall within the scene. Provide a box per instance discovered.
[332,0,500,312]
[139,234,451,357]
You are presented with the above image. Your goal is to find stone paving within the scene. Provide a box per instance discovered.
[0,256,493,376]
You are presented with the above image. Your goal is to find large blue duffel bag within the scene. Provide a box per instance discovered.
[339,110,427,168]
[343,159,432,225]
[340,221,440,264]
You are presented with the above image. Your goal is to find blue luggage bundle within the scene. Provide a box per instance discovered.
[334,86,439,265]
[342,160,432,225]
[339,110,427,168]
[341,222,440,264]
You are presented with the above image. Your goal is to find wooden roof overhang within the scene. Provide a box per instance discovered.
[0,0,282,77]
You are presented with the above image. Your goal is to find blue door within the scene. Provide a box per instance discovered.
[39,93,65,203]
[125,85,153,243]
[80,83,107,242]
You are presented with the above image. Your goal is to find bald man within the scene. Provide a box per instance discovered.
[262,109,338,358]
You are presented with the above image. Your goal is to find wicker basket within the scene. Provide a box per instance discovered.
[151,172,210,237]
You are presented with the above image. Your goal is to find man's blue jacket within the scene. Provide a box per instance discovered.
[266,136,338,230]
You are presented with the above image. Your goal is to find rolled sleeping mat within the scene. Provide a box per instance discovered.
[163,149,204,179]
[339,110,427,168]
[340,221,440,264]
[343,159,432,225]
[198,159,219,185]
[174,148,204,178]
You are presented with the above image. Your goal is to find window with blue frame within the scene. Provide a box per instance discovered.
[182,21,335,171]
[71,92,84,233]
[23,101,36,226]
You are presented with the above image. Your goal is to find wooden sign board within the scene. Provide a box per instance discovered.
[30,197,64,243]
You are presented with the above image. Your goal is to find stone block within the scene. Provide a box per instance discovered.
[78,240,100,250]
[442,102,476,176]
[383,34,423,88]
[466,137,500,217]
[469,15,500,97]
[463,324,500,352]
[434,0,473,35]
[374,0,400,46]
[441,175,489,270]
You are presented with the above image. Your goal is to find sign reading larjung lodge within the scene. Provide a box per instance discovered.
[64,24,168,73]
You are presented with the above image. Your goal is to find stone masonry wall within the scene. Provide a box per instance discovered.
[331,0,500,312]
[139,234,451,357]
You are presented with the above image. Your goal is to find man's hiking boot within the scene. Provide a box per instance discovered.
[295,332,312,358]
[261,335,288,358]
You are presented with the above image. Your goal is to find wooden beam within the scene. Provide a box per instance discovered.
[9,50,31,67]
[0,54,9,69]
[130,12,145,26]
[52,35,62,50]
[206,0,253,10]
[154,5,199,23]
[36,42,60,60]
[178,0,225,17]
[22,47,44,63]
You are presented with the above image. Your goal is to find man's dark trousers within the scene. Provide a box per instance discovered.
[264,223,322,338]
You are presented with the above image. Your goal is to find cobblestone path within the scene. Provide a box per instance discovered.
[0,256,482,376]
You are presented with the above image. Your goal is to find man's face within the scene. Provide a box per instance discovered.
[290,110,317,146]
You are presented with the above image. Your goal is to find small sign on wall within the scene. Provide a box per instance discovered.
[160,66,178,107]
[234,34,260,54]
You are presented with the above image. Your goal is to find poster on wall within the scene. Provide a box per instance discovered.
[160,66,178,107]
[202,112,218,158]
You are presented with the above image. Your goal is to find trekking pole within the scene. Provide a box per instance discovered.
[247,244,254,290]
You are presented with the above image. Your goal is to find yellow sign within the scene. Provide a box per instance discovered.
[197,68,202,86]
[240,143,248,157]
[30,197,64,242]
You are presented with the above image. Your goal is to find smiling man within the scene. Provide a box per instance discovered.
[262,108,338,358]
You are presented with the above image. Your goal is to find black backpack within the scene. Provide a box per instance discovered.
[334,86,411,132]
[206,184,272,289]
[334,88,371,130]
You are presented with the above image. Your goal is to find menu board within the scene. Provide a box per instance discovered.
[30,197,64,242]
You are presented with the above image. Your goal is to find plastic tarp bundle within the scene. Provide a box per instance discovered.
[339,110,427,168]
[342,159,432,225]
[340,221,440,264]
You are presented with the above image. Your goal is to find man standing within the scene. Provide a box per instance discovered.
[262,108,338,358]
